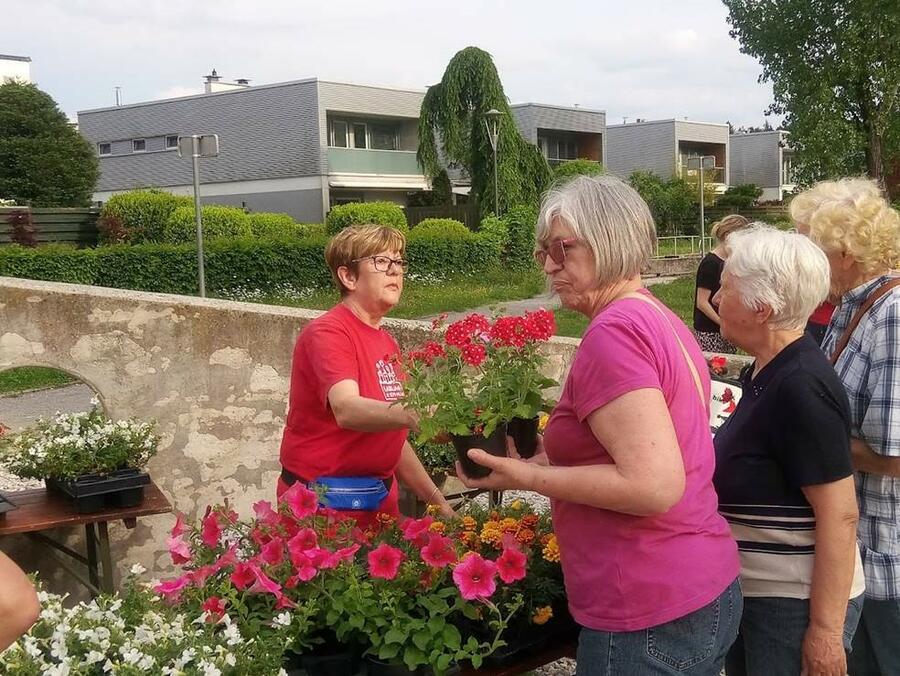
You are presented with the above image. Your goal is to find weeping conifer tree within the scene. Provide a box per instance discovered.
[417,47,550,217]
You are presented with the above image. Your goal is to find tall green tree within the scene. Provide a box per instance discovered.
[723,0,900,197]
[0,82,99,206]
[417,47,550,216]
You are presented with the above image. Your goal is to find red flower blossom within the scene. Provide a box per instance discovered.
[421,533,457,568]
[252,500,281,527]
[281,482,319,520]
[170,513,188,538]
[259,538,284,566]
[202,596,226,621]
[248,567,282,596]
[496,546,527,583]
[400,516,434,547]
[452,552,498,600]
[154,575,190,602]
[201,509,222,549]
[524,309,556,341]
[275,594,296,610]
[461,343,487,366]
[230,562,256,590]
[367,543,405,580]
[167,535,192,566]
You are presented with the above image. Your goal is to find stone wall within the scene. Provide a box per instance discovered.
[0,277,580,594]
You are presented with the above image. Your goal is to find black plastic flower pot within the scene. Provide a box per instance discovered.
[45,468,150,514]
[507,416,539,459]
[450,424,507,479]
[366,657,421,676]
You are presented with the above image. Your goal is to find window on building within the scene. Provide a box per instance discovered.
[352,123,368,149]
[166,135,179,150]
[132,139,146,153]
[331,121,348,148]
[370,124,398,151]
[782,154,796,184]
[98,143,111,156]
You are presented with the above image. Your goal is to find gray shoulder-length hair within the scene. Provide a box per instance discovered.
[536,175,656,287]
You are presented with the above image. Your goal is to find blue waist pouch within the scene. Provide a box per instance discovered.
[311,476,390,511]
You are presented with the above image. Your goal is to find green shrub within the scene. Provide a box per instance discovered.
[716,184,763,209]
[407,226,495,275]
[248,212,298,239]
[100,189,192,244]
[0,244,100,285]
[477,215,509,257]
[551,159,605,183]
[503,205,538,268]
[325,201,408,235]
[296,223,326,238]
[162,205,253,244]
[411,218,470,237]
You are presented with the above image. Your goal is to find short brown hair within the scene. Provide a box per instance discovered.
[711,214,751,243]
[324,225,406,295]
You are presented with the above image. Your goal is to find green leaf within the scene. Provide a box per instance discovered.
[412,629,431,651]
[442,623,462,650]
[385,628,406,645]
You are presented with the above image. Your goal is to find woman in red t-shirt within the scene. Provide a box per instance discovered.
[278,225,452,526]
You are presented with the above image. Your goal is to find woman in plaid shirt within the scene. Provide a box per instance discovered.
[792,178,900,675]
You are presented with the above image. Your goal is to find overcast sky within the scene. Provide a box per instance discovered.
[7,0,778,128]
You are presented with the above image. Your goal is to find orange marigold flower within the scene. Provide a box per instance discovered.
[425,504,442,516]
[489,511,500,522]
[521,515,539,529]
[376,513,396,525]
[540,533,553,546]
[532,606,554,625]
[542,534,560,562]
[499,518,519,533]
[515,528,536,546]
[480,523,503,547]
[429,521,446,534]
[462,516,477,532]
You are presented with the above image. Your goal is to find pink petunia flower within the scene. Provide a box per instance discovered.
[421,533,457,569]
[291,551,319,582]
[201,509,222,549]
[212,544,238,572]
[167,535,192,566]
[170,513,187,538]
[275,594,296,610]
[281,482,319,520]
[496,547,527,584]
[154,575,190,602]
[253,500,281,527]
[230,562,256,590]
[400,516,434,547]
[367,543,405,580]
[293,528,318,551]
[249,567,282,596]
[259,538,284,566]
[452,553,498,600]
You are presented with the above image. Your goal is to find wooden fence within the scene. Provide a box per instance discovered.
[0,208,100,247]
[406,204,481,230]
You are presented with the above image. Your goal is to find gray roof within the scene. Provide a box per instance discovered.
[0,54,31,62]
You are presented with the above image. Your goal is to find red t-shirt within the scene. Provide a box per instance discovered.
[808,301,835,327]
[279,304,407,515]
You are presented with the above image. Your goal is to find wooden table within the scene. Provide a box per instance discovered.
[0,481,171,596]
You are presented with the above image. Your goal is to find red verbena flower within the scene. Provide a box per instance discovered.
[524,309,556,341]
[461,343,487,366]
[367,543,405,580]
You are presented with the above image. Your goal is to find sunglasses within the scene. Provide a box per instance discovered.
[534,238,577,266]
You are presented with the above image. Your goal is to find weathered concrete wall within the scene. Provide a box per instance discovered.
[0,277,579,594]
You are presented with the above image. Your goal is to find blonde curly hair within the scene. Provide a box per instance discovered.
[790,177,900,274]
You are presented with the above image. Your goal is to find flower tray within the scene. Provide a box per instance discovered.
[0,492,18,516]
[45,469,150,514]
[481,609,578,668]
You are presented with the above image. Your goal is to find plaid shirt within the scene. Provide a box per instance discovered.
[823,274,900,600]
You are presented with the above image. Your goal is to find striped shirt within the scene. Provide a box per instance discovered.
[714,335,865,599]
[823,274,900,600]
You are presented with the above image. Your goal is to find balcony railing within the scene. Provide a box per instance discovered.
[327,147,423,175]
[680,165,726,184]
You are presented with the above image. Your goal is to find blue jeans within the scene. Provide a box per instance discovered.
[726,594,864,676]
[575,578,742,675]
[849,596,900,675]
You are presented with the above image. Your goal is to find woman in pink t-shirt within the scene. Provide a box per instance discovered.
[460,175,741,675]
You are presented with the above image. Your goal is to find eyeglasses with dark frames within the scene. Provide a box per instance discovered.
[534,238,577,266]
[351,255,409,273]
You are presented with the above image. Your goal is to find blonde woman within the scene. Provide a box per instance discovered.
[792,178,900,675]
[693,214,751,353]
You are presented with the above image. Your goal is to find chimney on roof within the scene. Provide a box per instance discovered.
[203,69,251,94]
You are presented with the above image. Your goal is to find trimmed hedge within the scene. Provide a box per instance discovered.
[248,212,298,239]
[100,190,192,244]
[163,205,253,244]
[503,205,538,268]
[325,201,408,235]
[411,218,470,237]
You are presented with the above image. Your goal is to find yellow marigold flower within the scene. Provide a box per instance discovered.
[425,504,441,516]
[538,413,550,432]
[532,606,554,625]
[480,523,503,546]
[510,499,524,511]
[376,513,395,525]
[542,534,560,562]
[462,516,477,532]
[499,517,519,533]
[429,521,446,534]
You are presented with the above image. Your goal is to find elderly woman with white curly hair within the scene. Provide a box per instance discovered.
[791,178,900,675]
[711,225,865,676]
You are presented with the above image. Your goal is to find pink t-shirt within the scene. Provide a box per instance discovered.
[544,291,739,632]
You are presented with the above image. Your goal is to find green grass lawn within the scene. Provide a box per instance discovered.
[227,267,546,320]
[553,275,696,338]
[0,366,76,396]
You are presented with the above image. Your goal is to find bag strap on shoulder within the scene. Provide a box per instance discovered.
[831,278,900,366]
[622,292,707,414]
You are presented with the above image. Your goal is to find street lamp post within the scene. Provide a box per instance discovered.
[483,109,503,216]
[177,134,220,297]
[686,155,716,256]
